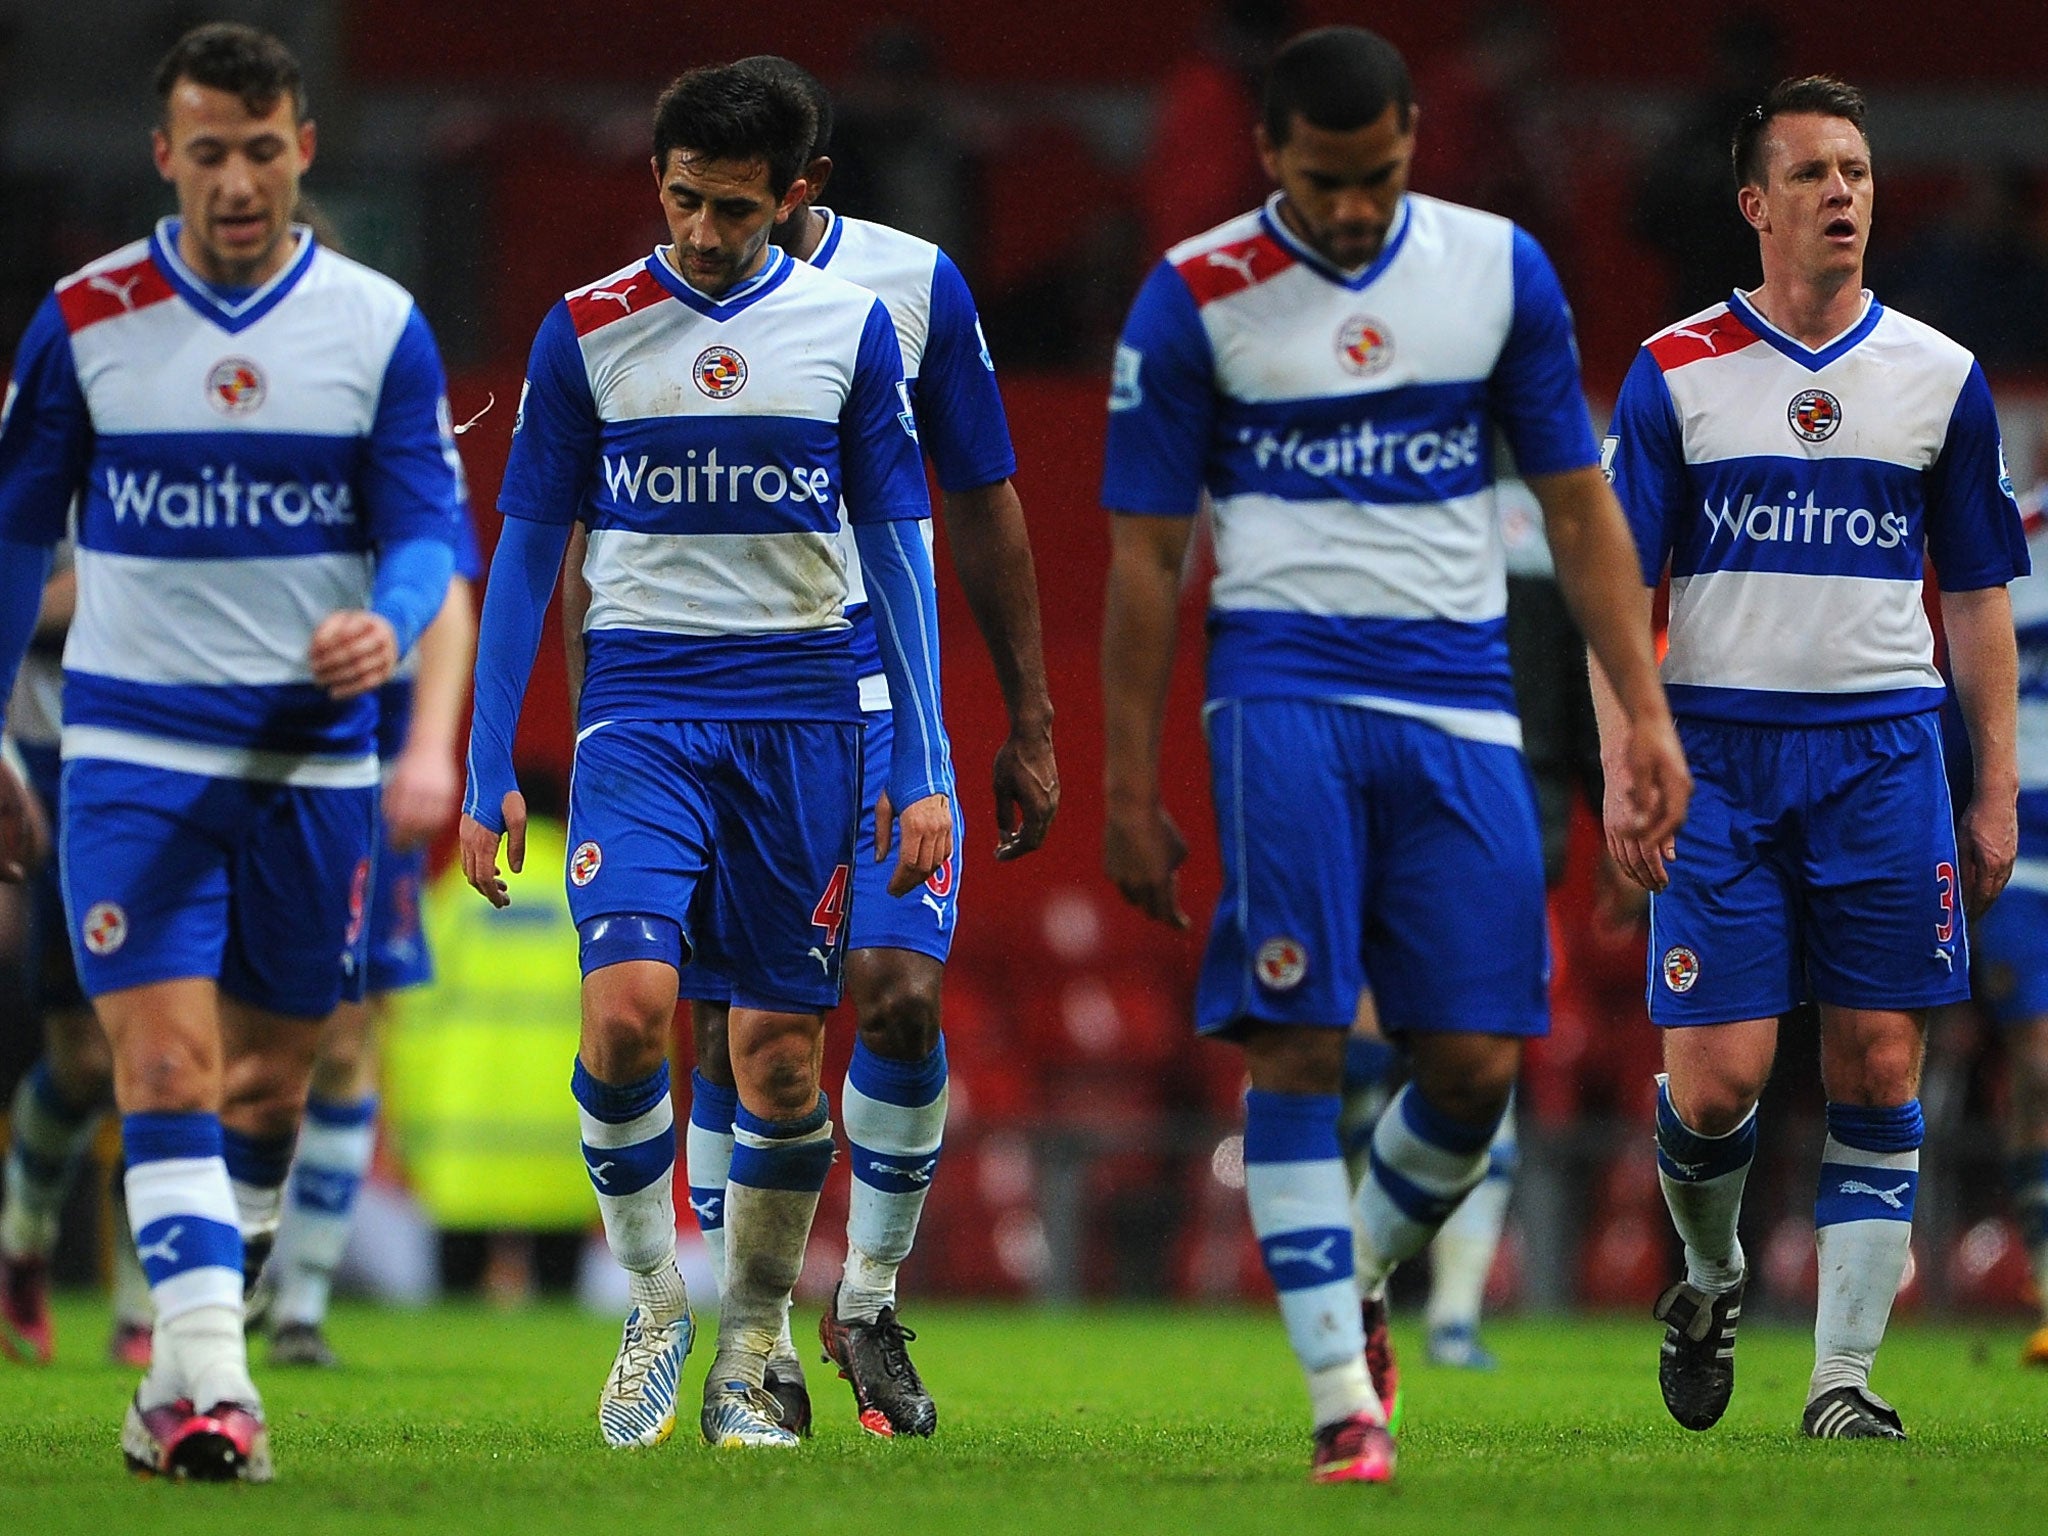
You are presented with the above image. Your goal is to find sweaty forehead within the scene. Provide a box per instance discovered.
[660,151,773,201]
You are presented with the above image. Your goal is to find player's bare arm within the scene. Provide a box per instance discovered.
[1943,583,2021,916]
[1101,511,1195,929]
[1536,465,1692,883]
[308,609,400,700]
[941,477,1059,858]
[384,576,475,850]
[562,521,590,722]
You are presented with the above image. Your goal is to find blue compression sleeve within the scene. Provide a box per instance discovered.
[370,535,457,658]
[0,539,54,710]
[850,518,954,809]
[462,517,571,832]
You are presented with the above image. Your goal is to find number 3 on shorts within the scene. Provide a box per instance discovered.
[812,864,852,949]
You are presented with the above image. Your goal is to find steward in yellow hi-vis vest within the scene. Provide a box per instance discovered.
[384,819,595,1229]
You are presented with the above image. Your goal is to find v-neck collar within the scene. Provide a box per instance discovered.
[1727,287,1883,372]
[1258,192,1411,292]
[645,243,793,320]
[150,217,317,334]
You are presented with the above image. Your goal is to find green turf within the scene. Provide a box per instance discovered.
[2,1298,2045,1533]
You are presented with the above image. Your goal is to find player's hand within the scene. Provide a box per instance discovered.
[1603,713,1691,893]
[875,790,953,897]
[384,745,461,852]
[1960,790,2017,918]
[309,610,401,700]
[992,722,1059,860]
[1105,797,1190,929]
[0,757,46,883]
[459,791,527,909]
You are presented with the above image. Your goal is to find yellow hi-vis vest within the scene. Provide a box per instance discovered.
[384,819,593,1230]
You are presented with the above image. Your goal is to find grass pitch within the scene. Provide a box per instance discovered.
[2,1299,2045,1534]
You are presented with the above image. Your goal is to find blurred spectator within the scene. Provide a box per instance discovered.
[827,22,985,276]
[1877,165,2048,372]
[1631,11,1784,317]
[1411,2,1575,276]
[1138,0,1296,260]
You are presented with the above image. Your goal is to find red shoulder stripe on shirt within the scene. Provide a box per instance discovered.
[1172,233,1293,307]
[1646,310,1761,372]
[566,268,667,335]
[55,258,175,333]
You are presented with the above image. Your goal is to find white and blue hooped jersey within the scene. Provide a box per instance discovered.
[0,220,467,787]
[808,210,1016,712]
[2007,507,2048,888]
[504,244,929,724]
[1101,192,1599,746]
[1606,291,2029,725]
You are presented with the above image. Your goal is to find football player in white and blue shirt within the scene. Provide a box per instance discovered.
[1949,495,2048,1367]
[1601,77,2028,1441]
[1099,27,1685,1483]
[633,55,1052,1441]
[0,24,463,1480]
[457,64,952,1454]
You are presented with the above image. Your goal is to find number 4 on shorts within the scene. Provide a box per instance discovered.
[812,864,852,949]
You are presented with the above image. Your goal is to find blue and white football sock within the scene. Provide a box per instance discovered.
[0,1060,101,1260]
[685,1069,736,1287]
[271,1094,378,1328]
[1426,1101,1517,1335]
[221,1125,296,1257]
[1245,1089,1382,1428]
[714,1095,834,1389]
[839,1038,947,1322]
[2009,1149,2048,1322]
[572,1059,687,1325]
[1811,1100,1921,1400]
[1351,1082,1500,1297]
[1655,1074,1756,1293]
[124,1112,255,1411]
[1335,1036,1398,1191]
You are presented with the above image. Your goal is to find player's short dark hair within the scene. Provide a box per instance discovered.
[733,55,832,161]
[153,22,306,125]
[651,64,817,199]
[1262,26,1413,146]
[1732,75,1868,189]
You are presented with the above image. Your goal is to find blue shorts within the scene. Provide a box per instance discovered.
[567,718,862,1012]
[1648,712,1969,1026]
[1195,700,1549,1039]
[676,708,960,1008]
[1969,882,2048,1027]
[17,742,83,1011]
[59,758,376,1018]
[366,829,432,994]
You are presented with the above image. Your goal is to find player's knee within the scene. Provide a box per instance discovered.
[119,1036,215,1113]
[1408,1036,1518,1130]
[46,1010,114,1106]
[1410,1068,1513,1133]
[1668,1072,1765,1137]
[737,1038,821,1118]
[852,970,943,1061]
[690,1000,736,1089]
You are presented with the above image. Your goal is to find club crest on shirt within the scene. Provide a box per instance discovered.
[1787,388,1841,443]
[570,841,603,887]
[693,345,748,399]
[1336,316,1394,377]
[82,901,128,957]
[1661,945,1701,994]
[206,357,266,415]
[1255,936,1308,991]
